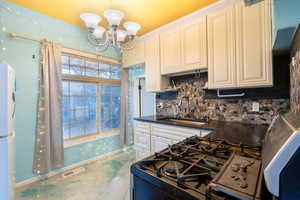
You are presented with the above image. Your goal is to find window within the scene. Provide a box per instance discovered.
[61,54,121,140]
[100,85,121,131]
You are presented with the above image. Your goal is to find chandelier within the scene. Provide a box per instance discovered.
[80,10,141,52]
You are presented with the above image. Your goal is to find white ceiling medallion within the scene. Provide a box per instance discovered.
[80,9,141,52]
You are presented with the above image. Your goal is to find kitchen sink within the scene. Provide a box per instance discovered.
[161,118,208,126]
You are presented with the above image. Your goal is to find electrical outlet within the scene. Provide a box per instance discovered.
[252,102,260,112]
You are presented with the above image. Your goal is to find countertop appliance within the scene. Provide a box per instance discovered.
[131,111,300,200]
[0,64,16,200]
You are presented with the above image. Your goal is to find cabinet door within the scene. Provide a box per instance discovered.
[145,35,168,92]
[235,0,273,87]
[122,40,145,67]
[160,25,182,75]
[135,131,150,149]
[181,15,207,71]
[207,6,236,89]
[151,136,170,153]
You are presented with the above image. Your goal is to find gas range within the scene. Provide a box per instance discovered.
[131,136,264,200]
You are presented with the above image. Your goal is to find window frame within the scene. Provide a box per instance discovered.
[61,50,121,142]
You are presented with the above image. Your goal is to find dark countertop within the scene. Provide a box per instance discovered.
[134,116,268,147]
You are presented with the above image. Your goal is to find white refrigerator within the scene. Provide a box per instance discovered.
[0,64,16,200]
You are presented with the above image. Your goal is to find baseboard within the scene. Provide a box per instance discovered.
[15,146,134,188]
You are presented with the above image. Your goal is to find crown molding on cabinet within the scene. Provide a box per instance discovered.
[139,0,242,41]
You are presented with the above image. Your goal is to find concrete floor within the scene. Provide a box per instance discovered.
[15,149,136,200]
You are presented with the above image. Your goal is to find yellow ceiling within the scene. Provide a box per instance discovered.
[8,0,219,35]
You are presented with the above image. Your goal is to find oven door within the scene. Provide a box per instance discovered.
[131,174,177,200]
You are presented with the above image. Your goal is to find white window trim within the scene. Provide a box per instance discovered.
[61,52,121,144]
[64,130,120,148]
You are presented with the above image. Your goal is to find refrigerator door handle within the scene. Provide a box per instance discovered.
[12,92,16,118]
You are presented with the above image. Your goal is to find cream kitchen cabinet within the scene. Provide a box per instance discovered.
[145,34,169,92]
[134,121,211,157]
[207,0,273,89]
[134,121,151,160]
[235,0,273,87]
[160,15,208,75]
[207,5,237,89]
[150,123,210,154]
[181,15,207,71]
[160,25,182,75]
[122,39,145,68]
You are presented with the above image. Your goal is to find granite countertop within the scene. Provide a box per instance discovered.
[134,116,268,147]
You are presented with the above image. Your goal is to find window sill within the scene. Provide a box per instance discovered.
[64,130,120,148]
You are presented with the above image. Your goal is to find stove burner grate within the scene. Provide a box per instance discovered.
[136,135,262,199]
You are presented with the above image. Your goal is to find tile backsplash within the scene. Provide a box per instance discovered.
[156,76,290,125]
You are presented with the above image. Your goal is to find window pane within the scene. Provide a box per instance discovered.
[99,63,111,79]
[63,81,69,95]
[61,56,70,74]
[63,81,98,139]
[86,119,97,134]
[112,118,120,129]
[70,57,85,75]
[63,123,70,139]
[100,85,120,131]
[70,82,84,96]
[111,85,120,96]
[62,64,70,74]
[70,123,85,138]
[85,83,97,96]
[61,55,121,80]
[112,97,120,118]
[85,61,98,77]
[61,56,69,64]
[70,96,87,113]
[87,96,97,108]
[101,118,111,131]
[63,96,70,112]
[110,66,120,80]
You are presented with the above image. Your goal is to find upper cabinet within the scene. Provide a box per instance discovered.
[145,34,168,92]
[181,15,208,71]
[122,0,273,91]
[122,39,145,67]
[207,6,236,89]
[160,25,182,75]
[235,0,273,87]
[207,0,273,89]
[160,15,208,75]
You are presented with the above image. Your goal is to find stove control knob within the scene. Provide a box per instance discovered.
[240,164,248,173]
[231,164,239,172]
[240,160,252,172]
[239,181,248,189]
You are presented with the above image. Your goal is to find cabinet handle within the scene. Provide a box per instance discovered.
[217,89,245,98]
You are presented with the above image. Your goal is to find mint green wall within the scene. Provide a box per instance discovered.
[274,0,300,32]
[0,0,122,183]
[273,0,300,48]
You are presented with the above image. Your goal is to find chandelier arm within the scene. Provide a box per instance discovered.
[95,43,110,52]
[119,38,136,51]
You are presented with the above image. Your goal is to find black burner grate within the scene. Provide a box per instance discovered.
[137,136,262,200]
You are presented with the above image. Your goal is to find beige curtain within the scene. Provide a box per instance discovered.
[33,40,64,174]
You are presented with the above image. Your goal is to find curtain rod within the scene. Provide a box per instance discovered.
[8,32,122,65]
